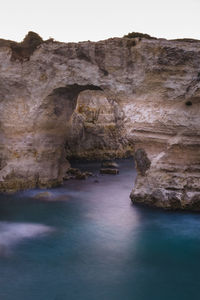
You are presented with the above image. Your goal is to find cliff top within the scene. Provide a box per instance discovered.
[0,31,200,62]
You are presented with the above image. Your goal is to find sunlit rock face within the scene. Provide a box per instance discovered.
[0,32,199,210]
[65,89,130,159]
[126,41,200,210]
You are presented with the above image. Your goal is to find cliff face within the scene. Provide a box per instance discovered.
[0,32,199,210]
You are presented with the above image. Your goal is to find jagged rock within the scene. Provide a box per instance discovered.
[0,32,199,210]
[100,168,119,175]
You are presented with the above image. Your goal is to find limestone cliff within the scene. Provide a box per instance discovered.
[0,32,199,210]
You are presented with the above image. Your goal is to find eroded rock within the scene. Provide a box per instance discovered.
[101,161,119,169]
[64,168,93,180]
[0,32,199,210]
[100,168,119,175]
[134,149,151,176]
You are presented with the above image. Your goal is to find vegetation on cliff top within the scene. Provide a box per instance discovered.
[123,32,157,40]
[0,31,43,61]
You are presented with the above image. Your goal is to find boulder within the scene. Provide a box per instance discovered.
[100,168,119,175]
[101,161,119,169]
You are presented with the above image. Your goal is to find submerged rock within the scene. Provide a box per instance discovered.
[34,191,53,200]
[34,191,53,199]
[33,191,69,201]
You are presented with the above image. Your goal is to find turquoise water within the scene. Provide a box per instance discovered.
[0,158,200,300]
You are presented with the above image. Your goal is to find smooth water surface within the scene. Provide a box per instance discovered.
[0,158,200,300]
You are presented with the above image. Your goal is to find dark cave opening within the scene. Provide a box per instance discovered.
[185,100,192,106]
[50,84,102,101]
[44,83,133,182]
[47,84,103,122]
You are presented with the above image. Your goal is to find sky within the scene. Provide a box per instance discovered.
[0,0,200,43]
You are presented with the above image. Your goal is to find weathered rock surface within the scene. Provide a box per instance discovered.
[0,31,199,210]
[100,168,119,175]
[64,167,93,180]
[65,89,130,159]
[100,160,119,174]
[101,161,119,169]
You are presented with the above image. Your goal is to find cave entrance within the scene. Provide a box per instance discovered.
[55,85,127,160]
[47,84,103,122]
[42,83,131,184]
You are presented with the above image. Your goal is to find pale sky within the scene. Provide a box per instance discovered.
[0,0,200,43]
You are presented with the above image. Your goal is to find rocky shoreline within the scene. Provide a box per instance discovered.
[0,32,199,210]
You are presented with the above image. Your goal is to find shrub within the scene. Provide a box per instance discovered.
[124,32,157,40]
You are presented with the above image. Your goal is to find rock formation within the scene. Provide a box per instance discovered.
[0,31,199,210]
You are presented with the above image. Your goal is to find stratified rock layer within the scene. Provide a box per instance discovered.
[0,32,199,210]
